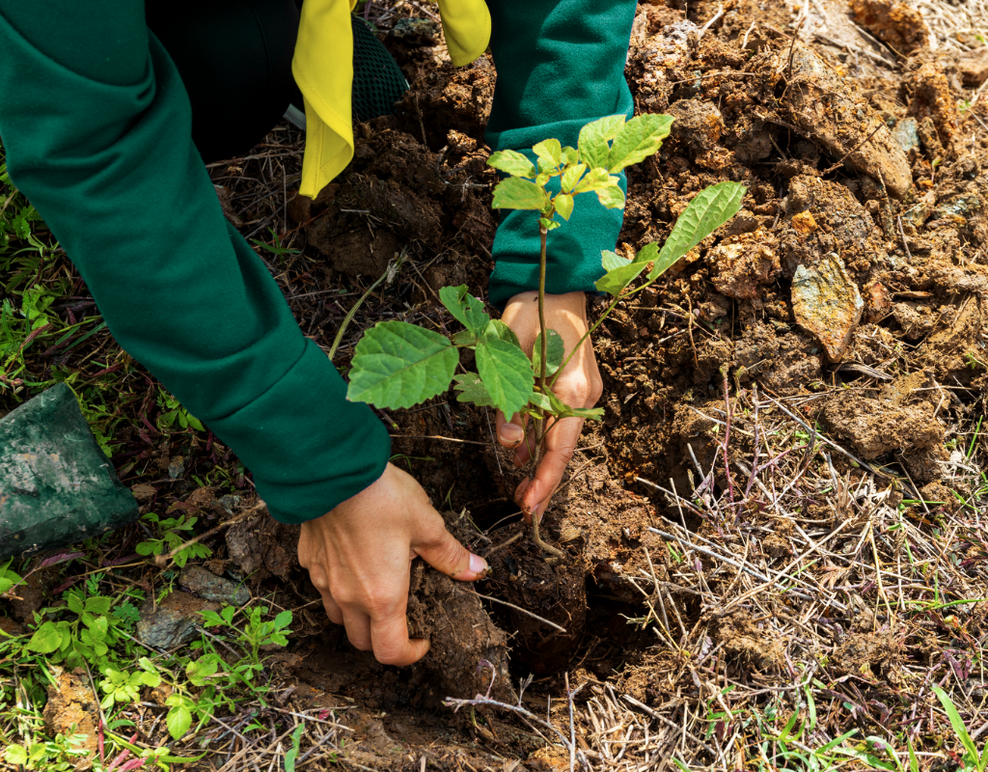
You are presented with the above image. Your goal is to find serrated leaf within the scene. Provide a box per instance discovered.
[476,338,535,417]
[561,163,586,193]
[533,138,562,168]
[650,181,745,279]
[487,149,536,178]
[554,193,574,221]
[578,115,626,170]
[347,321,458,409]
[439,285,489,334]
[167,704,193,740]
[26,621,62,654]
[492,176,550,211]
[596,242,660,295]
[607,113,674,173]
[452,373,495,407]
[532,329,565,377]
[596,185,626,209]
[573,167,614,194]
[483,319,521,348]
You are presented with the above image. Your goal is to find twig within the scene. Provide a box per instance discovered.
[458,586,567,633]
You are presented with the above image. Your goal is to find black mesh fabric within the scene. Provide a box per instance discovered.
[351,16,409,122]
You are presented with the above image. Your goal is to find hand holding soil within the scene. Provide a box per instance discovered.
[496,290,602,520]
[297,462,488,665]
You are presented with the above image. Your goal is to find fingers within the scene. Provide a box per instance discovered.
[519,415,585,520]
[371,612,431,666]
[415,524,489,581]
[495,409,525,449]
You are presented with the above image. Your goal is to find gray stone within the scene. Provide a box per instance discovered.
[0,383,139,560]
[179,566,251,606]
[791,253,864,362]
[137,592,219,649]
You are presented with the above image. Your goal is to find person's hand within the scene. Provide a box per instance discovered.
[496,290,602,521]
[297,463,488,666]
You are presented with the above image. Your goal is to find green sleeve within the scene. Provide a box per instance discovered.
[0,2,391,524]
[485,0,638,310]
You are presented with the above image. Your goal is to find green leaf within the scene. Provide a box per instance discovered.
[347,321,458,409]
[540,218,561,231]
[167,704,193,740]
[561,146,580,166]
[482,319,521,348]
[528,391,553,411]
[451,329,477,347]
[532,139,562,168]
[607,113,674,173]
[573,167,615,194]
[650,181,745,279]
[933,686,980,765]
[554,193,574,221]
[4,745,27,765]
[596,186,626,209]
[285,724,306,772]
[452,373,495,407]
[439,285,490,334]
[273,610,293,630]
[492,177,551,212]
[578,115,626,170]
[532,329,565,377]
[560,163,586,193]
[566,406,605,421]
[85,596,112,615]
[26,621,63,654]
[476,338,535,418]
[595,243,658,296]
[67,592,85,615]
[0,562,21,596]
[487,149,536,178]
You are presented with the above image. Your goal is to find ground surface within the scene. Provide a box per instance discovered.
[3,0,988,770]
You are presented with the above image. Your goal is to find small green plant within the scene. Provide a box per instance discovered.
[346,112,744,554]
[933,685,988,771]
[136,512,213,568]
[156,387,206,433]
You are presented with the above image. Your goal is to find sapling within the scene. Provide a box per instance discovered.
[346,113,745,557]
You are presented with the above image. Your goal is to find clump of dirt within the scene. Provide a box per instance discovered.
[406,560,514,702]
[43,667,98,769]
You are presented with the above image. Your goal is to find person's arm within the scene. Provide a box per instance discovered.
[0,1,486,665]
[484,0,638,518]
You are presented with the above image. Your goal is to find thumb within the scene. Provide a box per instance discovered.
[495,409,525,449]
[415,530,489,582]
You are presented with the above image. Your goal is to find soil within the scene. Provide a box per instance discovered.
[5,0,988,768]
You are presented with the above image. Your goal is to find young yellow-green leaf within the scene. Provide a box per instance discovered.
[533,138,562,168]
[487,149,536,178]
[26,621,62,654]
[537,157,556,175]
[492,176,551,211]
[561,146,580,166]
[476,337,535,418]
[532,329,565,377]
[347,321,458,409]
[439,285,489,335]
[4,745,27,766]
[167,704,193,740]
[595,185,626,209]
[649,181,745,279]
[561,163,586,193]
[578,115,626,170]
[483,319,521,348]
[452,372,495,407]
[595,246,653,295]
[573,167,614,194]
[0,562,22,596]
[540,217,561,231]
[607,113,674,173]
[554,193,574,221]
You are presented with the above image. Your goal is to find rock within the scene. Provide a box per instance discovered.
[0,383,139,561]
[773,46,912,197]
[179,566,250,606]
[892,117,920,154]
[706,231,781,299]
[43,667,98,769]
[849,0,930,56]
[791,253,864,362]
[955,47,988,88]
[137,592,219,649]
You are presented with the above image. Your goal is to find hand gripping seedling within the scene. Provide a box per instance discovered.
[346,113,745,558]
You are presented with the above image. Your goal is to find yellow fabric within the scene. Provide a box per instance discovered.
[293,0,491,199]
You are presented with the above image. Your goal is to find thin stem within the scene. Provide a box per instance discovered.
[535,220,549,466]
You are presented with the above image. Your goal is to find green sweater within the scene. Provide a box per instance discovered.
[0,0,635,524]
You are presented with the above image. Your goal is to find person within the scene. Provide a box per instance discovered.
[0,0,637,666]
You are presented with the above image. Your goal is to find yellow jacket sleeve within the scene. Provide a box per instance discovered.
[293,0,490,199]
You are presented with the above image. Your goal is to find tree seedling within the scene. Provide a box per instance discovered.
[346,112,745,557]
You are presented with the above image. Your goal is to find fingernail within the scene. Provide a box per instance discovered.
[469,553,489,576]
[499,423,524,445]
